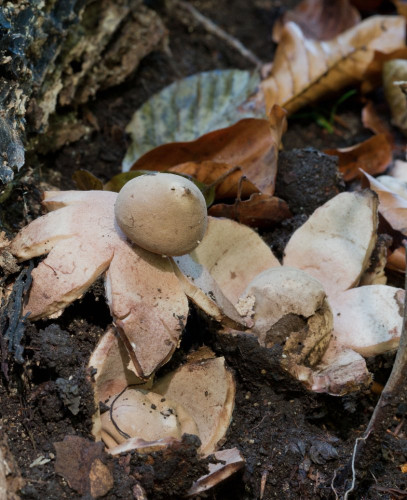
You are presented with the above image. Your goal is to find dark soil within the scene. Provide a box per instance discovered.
[1,1,407,499]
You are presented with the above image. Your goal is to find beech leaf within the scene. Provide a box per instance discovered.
[361,47,407,94]
[123,69,263,170]
[168,161,258,200]
[324,134,392,181]
[128,110,287,196]
[208,193,291,228]
[260,15,405,114]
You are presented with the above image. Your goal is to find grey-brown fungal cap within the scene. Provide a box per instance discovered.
[114,173,208,256]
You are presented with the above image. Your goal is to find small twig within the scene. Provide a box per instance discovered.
[168,0,262,67]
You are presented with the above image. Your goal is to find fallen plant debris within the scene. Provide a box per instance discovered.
[324,134,392,181]
[260,15,406,114]
[129,109,287,197]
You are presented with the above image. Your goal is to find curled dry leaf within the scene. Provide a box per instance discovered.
[9,190,189,379]
[284,191,378,297]
[272,0,360,42]
[208,193,291,228]
[238,266,333,369]
[129,108,287,196]
[383,59,407,135]
[189,217,280,305]
[324,134,392,181]
[169,161,259,200]
[260,16,405,114]
[365,172,407,234]
[330,285,405,356]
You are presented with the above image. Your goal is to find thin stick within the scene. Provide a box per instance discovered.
[343,433,371,500]
[168,0,262,67]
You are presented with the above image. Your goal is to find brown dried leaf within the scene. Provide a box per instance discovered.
[208,194,291,228]
[130,108,287,196]
[324,134,392,181]
[54,436,113,497]
[365,172,407,234]
[272,0,360,42]
[261,16,405,114]
[169,161,258,200]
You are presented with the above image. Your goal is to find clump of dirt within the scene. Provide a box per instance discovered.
[275,148,345,216]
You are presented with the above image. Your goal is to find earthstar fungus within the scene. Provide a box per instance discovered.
[9,174,210,378]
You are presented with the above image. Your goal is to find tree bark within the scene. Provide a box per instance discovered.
[0,0,165,184]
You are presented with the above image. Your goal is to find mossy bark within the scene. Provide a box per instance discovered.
[0,0,164,184]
